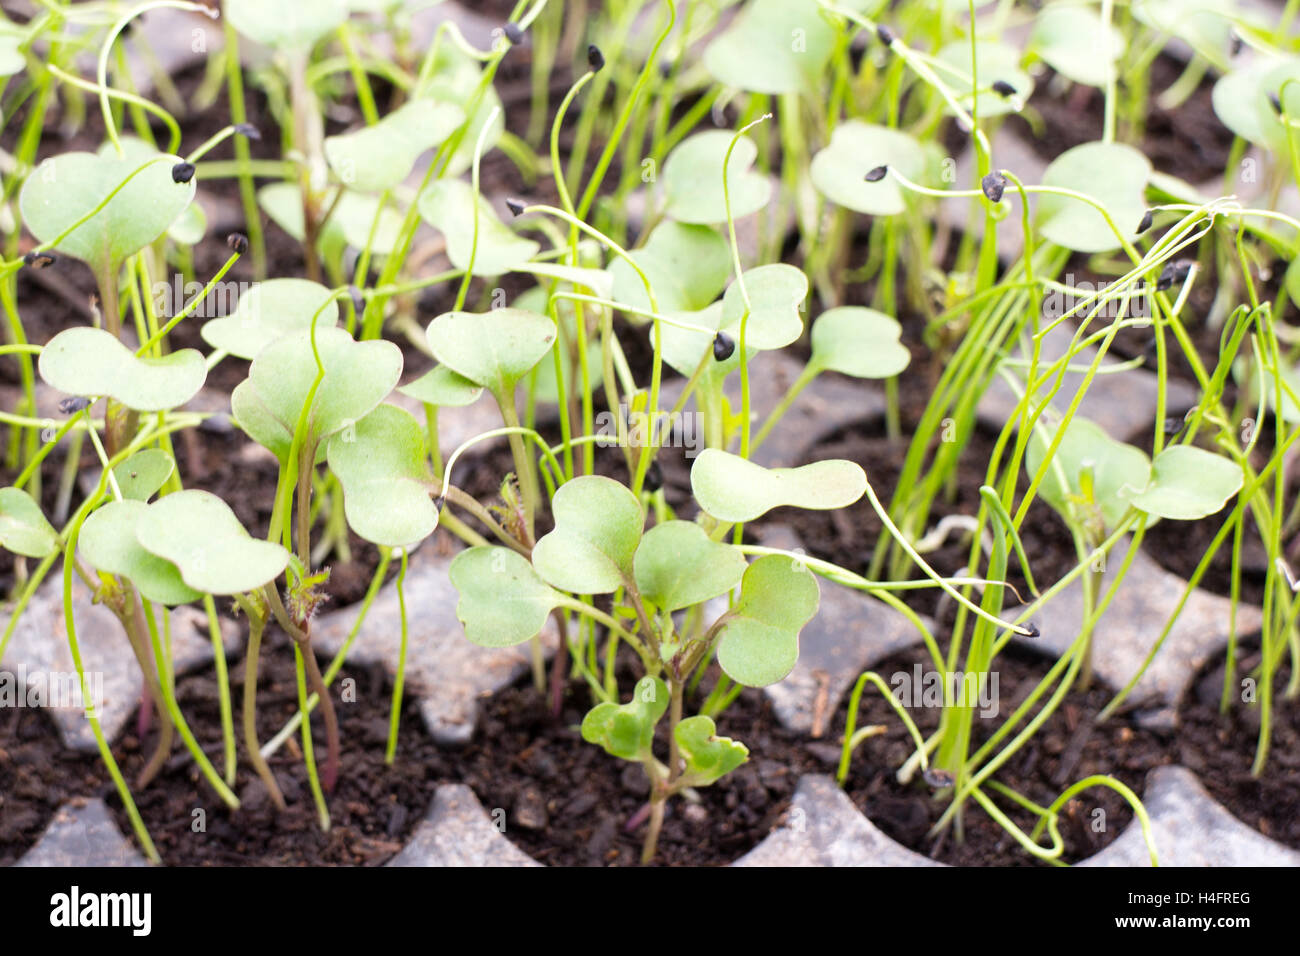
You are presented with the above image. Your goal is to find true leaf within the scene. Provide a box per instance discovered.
[200,278,339,361]
[674,716,749,786]
[326,404,438,547]
[39,327,206,412]
[633,520,746,612]
[691,449,868,523]
[715,554,820,687]
[135,490,289,595]
[0,487,57,558]
[531,476,642,594]
[448,546,563,648]
[580,676,668,761]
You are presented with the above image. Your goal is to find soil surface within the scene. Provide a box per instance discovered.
[840,644,1171,865]
[103,637,448,866]
[0,706,104,866]
[1177,650,1300,851]
[455,668,817,866]
[0,633,446,866]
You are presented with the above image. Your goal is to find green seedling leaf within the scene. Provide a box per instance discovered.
[580,676,668,761]
[512,287,604,405]
[1029,3,1123,87]
[39,327,205,412]
[703,0,871,94]
[674,716,749,786]
[225,0,348,49]
[633,520,746,612]
[0,32,22,77]
[326,98,465,193]
[231,326,403,463]
[19,143,196,275]
[1038,142,1151,253]
[517,261,614,301]
[720,264,808,351]
[258,182,405,256]
[135,490,289,595]
[531,475,642,594]
[398,365,484,407]
[1026,417,1151,531]
[80,500,200,605]
[200,278,339,361]
[809,306,910,379]
[1134,0,1236,66]
[936,40,1034,118]
[1213,56,1300,153]
[660,302,751,379]
[110,448,174,501]
[691,449,868,523]
[327,404,438,548]
[448,546,563,647]
[422,43,504,177]
[0,487,58,558]
[417,178,539,276]
[1126,445,1242,520]
[661,131,771,225]
[168,201,206,245]
[425,308,556,399]
[608,221,731,314]
[810,121,927,216]
[716,554,820,687]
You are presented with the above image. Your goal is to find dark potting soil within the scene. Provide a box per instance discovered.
[1176,649,1300,850]
[840,644,1172,866]
[0,706,106,865]
[454,669,820,866]
[103,637,449,866]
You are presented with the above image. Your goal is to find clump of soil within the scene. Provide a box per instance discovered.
[105,637,448,866]
[454,671,817,866]
[0,707,105,865]
[840,645,1172,865]
[1176,649,1300,850]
